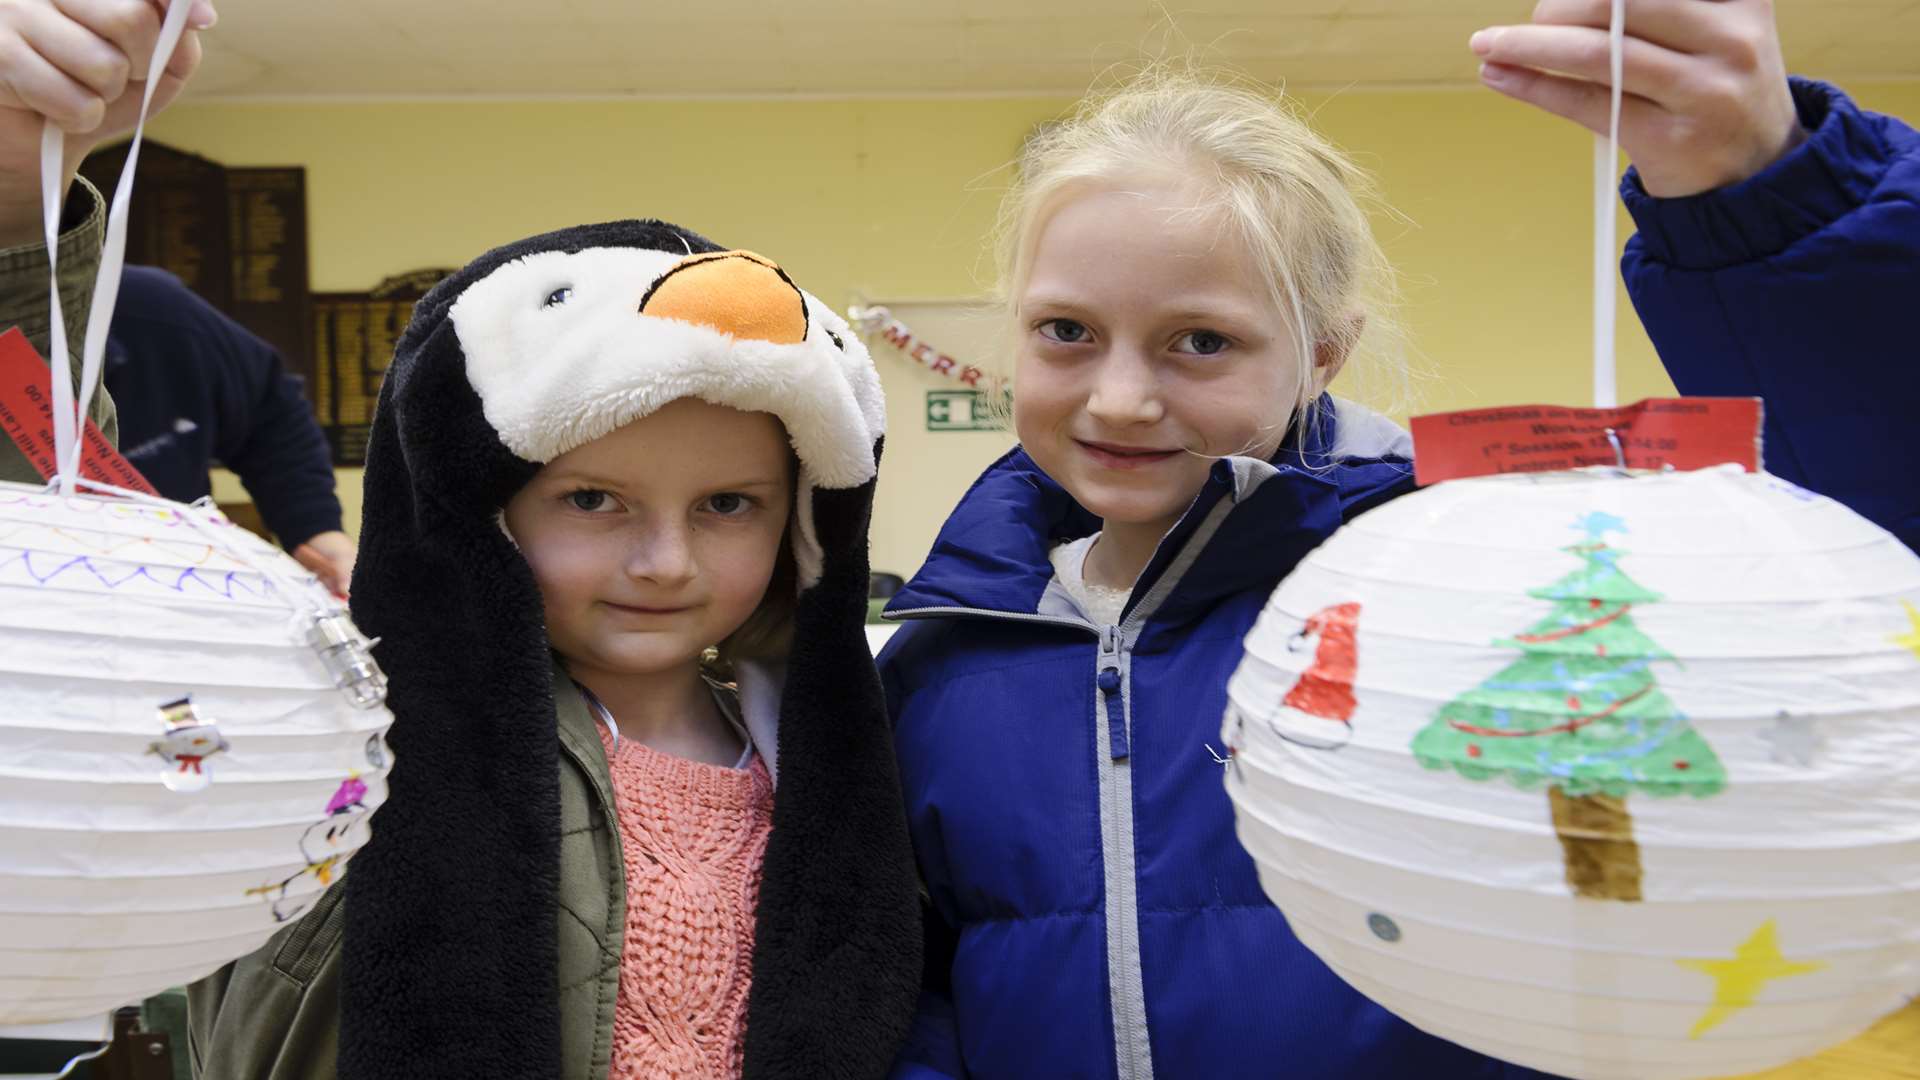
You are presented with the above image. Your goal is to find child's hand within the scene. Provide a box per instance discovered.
[0,0,214,244]
[1470,0,1802,198]
[292,529,358,600]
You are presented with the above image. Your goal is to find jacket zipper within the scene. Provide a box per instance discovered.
[1094,491,1246,1080]
[1095,618,1153,1080]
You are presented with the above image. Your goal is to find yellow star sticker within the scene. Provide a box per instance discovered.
[1895,600,1920,662]
[1677,920,1825,1039]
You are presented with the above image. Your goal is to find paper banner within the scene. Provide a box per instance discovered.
[1409,398,1763,486]
[849,305,1008,399]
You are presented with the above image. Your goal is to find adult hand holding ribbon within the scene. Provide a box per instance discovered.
[1470,0,1807,405]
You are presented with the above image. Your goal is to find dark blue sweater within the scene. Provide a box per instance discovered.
[104,266,342,550]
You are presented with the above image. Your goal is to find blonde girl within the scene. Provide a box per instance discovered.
[880,3,1920,1077]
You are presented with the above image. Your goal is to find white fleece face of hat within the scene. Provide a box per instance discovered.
[449,246,886,587]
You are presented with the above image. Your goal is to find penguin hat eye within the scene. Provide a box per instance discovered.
[543,286,574,308]
[826,327,845,351]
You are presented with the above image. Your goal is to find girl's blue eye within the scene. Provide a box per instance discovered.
[544,287,573,308]
[1174,330,1231,356]
[706,493,752,516]
[566,489,614,512]
[1038,318,1090,344]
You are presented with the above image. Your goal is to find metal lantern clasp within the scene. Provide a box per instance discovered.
[149,696,230,793]
[305,611,389,709]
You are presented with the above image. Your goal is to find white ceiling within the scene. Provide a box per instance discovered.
[189,0,1920,100]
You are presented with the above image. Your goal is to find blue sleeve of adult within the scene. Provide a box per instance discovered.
[1620,78,1920,553]
[206,312,345,551]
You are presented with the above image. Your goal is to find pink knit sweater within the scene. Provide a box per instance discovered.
[599,727,774,1079]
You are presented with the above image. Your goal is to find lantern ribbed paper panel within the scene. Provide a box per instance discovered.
[1224,466,1920,1080]
[0,482,393,1026]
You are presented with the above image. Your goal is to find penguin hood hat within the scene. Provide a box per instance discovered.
[338,220,920,1079]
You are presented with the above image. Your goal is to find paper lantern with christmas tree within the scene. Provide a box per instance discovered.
[1223,10,1920,1073]
[1224,465,1920,1079]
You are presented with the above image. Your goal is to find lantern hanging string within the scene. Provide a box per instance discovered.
[39,0,199,495]
[1592,0,1627,408]
[44,1040,113,1080]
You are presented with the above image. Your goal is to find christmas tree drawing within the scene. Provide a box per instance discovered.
[1412,511,1726,901]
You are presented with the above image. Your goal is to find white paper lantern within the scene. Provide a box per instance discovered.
[0,481,393,1026]
[1224,465,1920,1080]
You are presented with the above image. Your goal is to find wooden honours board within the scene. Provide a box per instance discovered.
[78,141,451,467]
[226,167,312,391]
[78,141,314,395]
[79,141,232,306]
[312,270,451,466]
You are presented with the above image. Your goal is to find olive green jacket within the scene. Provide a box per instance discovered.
[0,177,117,482]
[188,666,629,1080]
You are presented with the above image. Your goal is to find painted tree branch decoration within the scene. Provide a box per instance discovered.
[1223,466,1920,1078]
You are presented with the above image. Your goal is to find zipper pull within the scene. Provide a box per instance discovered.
[1098,667,1128,760]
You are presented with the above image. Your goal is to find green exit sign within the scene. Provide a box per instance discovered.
[926,390,1006,432]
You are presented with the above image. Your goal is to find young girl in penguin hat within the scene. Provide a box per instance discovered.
[186,222,921,1080]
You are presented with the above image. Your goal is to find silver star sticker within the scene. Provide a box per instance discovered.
[1759,713,1823,767]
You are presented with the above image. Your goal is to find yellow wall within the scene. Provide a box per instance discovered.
[176,81,1920,575]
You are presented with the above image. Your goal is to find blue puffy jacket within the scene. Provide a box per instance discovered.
[881,79,1920,1080]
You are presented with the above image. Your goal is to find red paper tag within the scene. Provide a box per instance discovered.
[0,325,158,495]
[1409,397,1763,486]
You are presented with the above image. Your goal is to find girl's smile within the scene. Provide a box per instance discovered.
[601,601,695,617]
[1074,439,1183,470]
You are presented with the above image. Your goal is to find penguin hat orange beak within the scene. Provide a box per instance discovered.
[639,251,811,347]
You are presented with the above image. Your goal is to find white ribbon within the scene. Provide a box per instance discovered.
[1592,0,1627,408]
[39,0,198,494]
